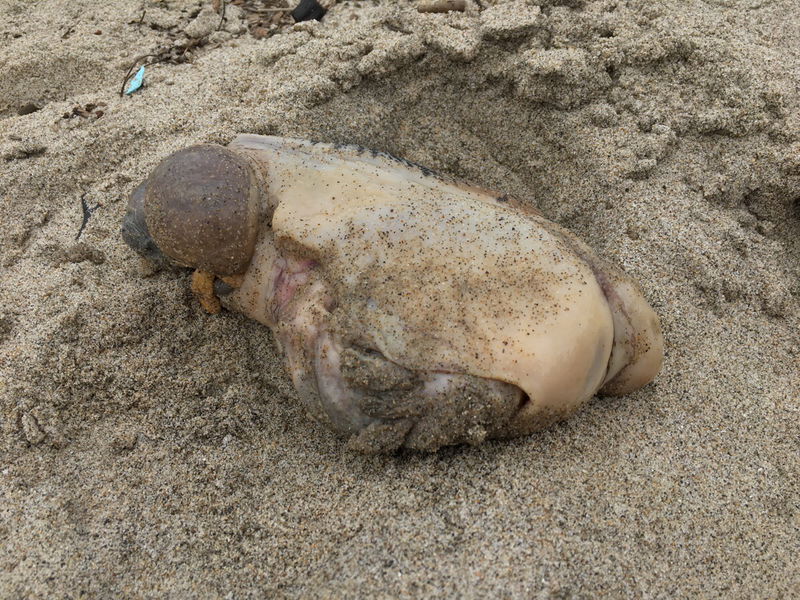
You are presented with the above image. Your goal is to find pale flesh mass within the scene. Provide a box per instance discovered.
[121,135,664,452]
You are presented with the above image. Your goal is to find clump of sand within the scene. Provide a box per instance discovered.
[1,0,798,597]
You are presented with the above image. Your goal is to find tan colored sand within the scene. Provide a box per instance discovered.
[1,0,799,597]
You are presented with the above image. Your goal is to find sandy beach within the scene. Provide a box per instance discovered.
[1,0,798,596]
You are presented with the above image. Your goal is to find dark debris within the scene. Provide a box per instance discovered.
[226,0,296,38]
[291,0,327,22]
[62,102,107,120]
[17,103,41,116]
[76,194,101,241]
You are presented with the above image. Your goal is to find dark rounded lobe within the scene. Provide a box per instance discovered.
[143,144,261,275]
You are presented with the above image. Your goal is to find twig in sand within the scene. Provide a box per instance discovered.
[76,194,101,240]
[241,7,292,14]
[119,35,206,97]
[215,0,227,31]
[127,7,146,25]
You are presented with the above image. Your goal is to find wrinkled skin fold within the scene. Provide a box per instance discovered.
[122,135,664,452]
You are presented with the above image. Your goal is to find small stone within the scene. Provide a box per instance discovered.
[21,413,45,446]
[222,4,247,34]
[184,7,219,39]
[417,0,467,13]
[209,31,232,44]
[111,431,139,453]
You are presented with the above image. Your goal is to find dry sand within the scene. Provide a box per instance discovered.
[1,0,799,597]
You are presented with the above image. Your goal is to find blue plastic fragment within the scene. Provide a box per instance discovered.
[125,65,145,95]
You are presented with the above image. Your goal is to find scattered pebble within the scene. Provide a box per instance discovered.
[185,7,219,39]
[417,0,467,13]
[111,431,139,453]
[21,412,45,446]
